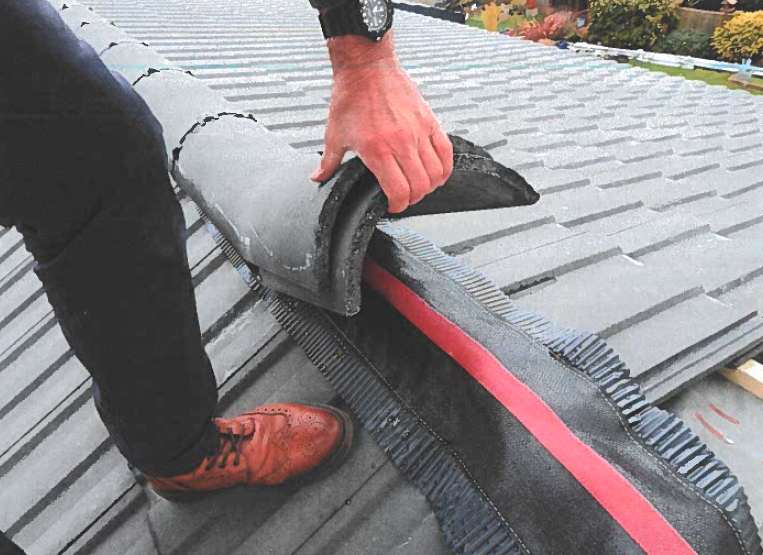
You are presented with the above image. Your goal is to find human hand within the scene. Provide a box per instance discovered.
[310,32,454,214]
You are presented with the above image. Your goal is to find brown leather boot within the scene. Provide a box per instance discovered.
[144,403,354,502]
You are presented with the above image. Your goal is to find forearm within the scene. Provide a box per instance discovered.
[326,32,401,78]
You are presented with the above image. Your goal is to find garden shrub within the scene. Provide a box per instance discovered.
[654,29,716,58]
[587,0,681,49]
[518,10,576,40]
[711,10,763,62]
[481,2,501,31]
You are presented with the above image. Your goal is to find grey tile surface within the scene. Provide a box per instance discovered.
[2,0,762,552]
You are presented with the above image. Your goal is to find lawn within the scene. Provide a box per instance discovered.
[629,60,763,96]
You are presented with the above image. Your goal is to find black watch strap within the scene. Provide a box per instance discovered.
[319,0,393,41]
[319,3,359,39]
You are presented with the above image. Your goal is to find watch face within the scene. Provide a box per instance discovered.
[360,0,389,32]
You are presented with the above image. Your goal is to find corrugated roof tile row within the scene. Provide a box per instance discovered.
[1,0,761,552]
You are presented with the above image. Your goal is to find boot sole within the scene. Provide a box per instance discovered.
[151,403,355,503]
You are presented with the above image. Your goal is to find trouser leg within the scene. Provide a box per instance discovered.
[0,0,219,484]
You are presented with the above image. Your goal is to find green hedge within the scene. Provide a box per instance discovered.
[654,29,716,58]
[587,0,680,50]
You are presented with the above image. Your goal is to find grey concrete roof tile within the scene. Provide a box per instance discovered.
[716,272,763,316]
[590,164,662,189]
[642,155,722,181]
[19,447,134,555]
[664,137,723,157]
[724,134,763,154]
[681,126,726,141]
[193,261,251,333]
[517,255,703,337]
[397,207,554,254]
[506,133,575,153]
[186,225,219,273]
[437,106,505,126]
[599,141,673,165]
[530,185,643,227]
[256,106,329,127]
[676,166,762,199]
[266,124,328,148]
[0,322,67,414]
[723,149,763,172]
[628,127,684,143]
[640,229,763,297]
[456,222,575,268]
[537,117,598,135]
[612,177,718,212]
[0,398,109,534]
[728,121,763,137]
[66,489,152,555]
[0,246,30,287]
[0,355,83,459]
[0,272,43,324]
[483,145,543,171]
[703,201,763,236]
[0,229,21,255]
[566,206,664,236]
[607,294,756,378]
[278,462,449,555]
[663,193,735,216]
[478,231,622,294]
[595,115,647,132]
[564,129,631,148]
[606,211,709,258]
[510,166,590,194]
[219,84,309,103]
[0,297,52,358]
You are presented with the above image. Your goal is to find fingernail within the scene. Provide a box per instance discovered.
[310,169,321,180]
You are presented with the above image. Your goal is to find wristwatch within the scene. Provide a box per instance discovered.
[318,0,394,42]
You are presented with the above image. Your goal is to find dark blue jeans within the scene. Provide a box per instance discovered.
[1,0,220,550]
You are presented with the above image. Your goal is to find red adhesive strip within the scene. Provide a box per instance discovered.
[708,403,740,425]
[364,259,698,555]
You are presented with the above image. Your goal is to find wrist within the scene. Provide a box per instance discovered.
[327,31,400,75]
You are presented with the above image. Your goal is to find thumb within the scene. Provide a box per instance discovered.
[310,146,347,182]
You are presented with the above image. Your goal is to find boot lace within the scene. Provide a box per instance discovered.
[204,426,253,471]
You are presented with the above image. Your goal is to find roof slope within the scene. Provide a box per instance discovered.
[0,0,761,553]
[75,0,763,403]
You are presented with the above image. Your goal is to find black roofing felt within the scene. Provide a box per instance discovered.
[1,0,762,553]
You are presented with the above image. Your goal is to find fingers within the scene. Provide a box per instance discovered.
[355,119,455,214]
[311,128,347,182]
[392,138,432,206]
[419,135,446,191]
[430,127,454,184]
[361,151,411,214]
